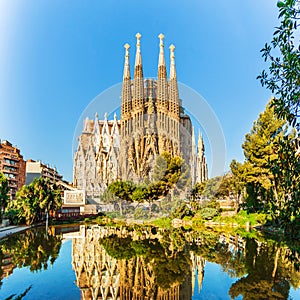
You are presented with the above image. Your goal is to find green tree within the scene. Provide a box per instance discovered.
[231,101,300,231]
[171,202,194,219]
[131,184,149,203]
[258,0,300,127]
[1,227,62,272]
[107,152,189,217]
[201,176,223,199]
[230,159,248,207]
[0,172,9,222]
[8,177,62,225]
[241,101,286,212]
[215,173,235,199]
[107,180,135,202]
[152,152,189,196]
[107,180,135,215]
[152,154,168,182]
[190,182,206,199]
[132,181,169,215]
[269,134,300,233]
[257,0,300,235]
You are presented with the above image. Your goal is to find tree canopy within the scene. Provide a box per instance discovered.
[107,152,189,209]
[258,0,300,128]
[7,177,62,225]
[253,0,300,234]
[229,99,300,234]
[240,101,286,211]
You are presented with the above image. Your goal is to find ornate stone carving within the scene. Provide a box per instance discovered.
[73,35,208,203]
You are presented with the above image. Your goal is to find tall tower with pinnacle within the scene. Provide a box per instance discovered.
[73,33,208,202]
[119,33,183,182]
[196,132,208,183]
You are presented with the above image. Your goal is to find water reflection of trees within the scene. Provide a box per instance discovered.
[100,229,191,290]
[189,230,300,300]
[228,239,300,300]
[190,231,247,279]
[0,227,62,282]
[88,229,300,299]
[2,225,300,299]
[72,226,194,299]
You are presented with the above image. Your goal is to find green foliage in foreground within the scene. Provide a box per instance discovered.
[6,177,62,225]
[254,0,300,236]
[230,99,300,235]
[214,211,268,227]
[150,217,172,228]
[0,172,9,222]
[99,229,190,289]
[170,199,221,222]
[258,0,300,127]
[105,152,190,216]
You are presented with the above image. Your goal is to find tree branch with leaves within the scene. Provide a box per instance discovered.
[258,0,300,127]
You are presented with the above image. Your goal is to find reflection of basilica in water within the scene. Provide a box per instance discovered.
[69,225,205,300]
[2,225,300,299]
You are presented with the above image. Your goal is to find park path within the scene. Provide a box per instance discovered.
[0,225,30,239]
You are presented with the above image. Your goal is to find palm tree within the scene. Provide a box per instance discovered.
[12,177,62,225]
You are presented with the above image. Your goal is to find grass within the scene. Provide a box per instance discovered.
[213,210,268,227]
[150,217,172,228]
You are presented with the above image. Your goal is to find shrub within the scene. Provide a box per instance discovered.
[134,207,149,220]
[171,203,194,219]
[198,207,219,220]
[192,217,204,230]
[4,209,20,225]
[151,217,171,228]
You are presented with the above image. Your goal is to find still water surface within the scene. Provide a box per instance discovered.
[0,225,300,299]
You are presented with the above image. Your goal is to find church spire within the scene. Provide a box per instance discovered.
[158,33,166,67]
[198,131,204,154]
[158,33,167,79]
[157,33,168,114]
[196,130,208,183]
[191,126,196,185]
[121,43,132,121]
[168,44,180,118]
[169,44,177,79]
[134,33,143,78]
[133,33,144,109]
[123,43,130,80]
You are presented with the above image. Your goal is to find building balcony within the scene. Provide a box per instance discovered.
[3,158,18,166]
[7,177,17,182]
[3,168,18,174]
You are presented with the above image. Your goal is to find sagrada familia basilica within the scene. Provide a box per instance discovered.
[73,34,208,202]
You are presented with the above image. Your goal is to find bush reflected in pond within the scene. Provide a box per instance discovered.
[1,224,300,299]
[0,227,62,282]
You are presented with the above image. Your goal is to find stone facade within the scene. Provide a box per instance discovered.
[119,34,183,182]
[73,114,120,202]
[73,34,208,202]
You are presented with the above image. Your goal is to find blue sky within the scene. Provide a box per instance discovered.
[0,1,278,182]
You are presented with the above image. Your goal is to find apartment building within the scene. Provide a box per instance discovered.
[0,140,26,199]
[26,159,63,185]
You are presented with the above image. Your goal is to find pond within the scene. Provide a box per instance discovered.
[0,225,300,299]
